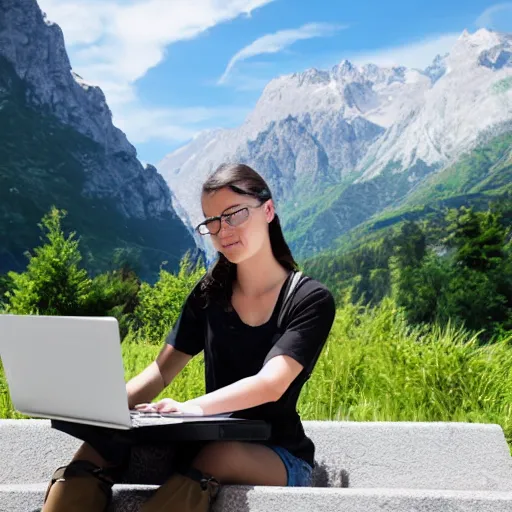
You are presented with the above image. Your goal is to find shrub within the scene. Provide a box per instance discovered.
[131,253,206,344]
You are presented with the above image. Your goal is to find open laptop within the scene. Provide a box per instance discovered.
[0,314,269,439]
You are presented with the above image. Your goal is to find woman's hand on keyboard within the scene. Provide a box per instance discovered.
[134,398,204,416]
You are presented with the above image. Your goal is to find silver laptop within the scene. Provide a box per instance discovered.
[0,314,231,430]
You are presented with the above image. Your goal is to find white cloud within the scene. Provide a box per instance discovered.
[39,0,118,46]
[37,0,275,144]
[347,33,460,70]
[115,105,250,144]
[218,22,345,84]
[475,3,512,31]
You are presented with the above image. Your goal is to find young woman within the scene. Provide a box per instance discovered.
[42,163,336,512]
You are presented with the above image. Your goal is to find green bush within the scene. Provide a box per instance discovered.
[130,253,206,344]
[0,274,12,312]
[81,269,141,340]
[3,207,143,337]
[389,205,512,336]
[5,207,91,315]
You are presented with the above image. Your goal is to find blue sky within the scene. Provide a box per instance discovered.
[37,0,512,165]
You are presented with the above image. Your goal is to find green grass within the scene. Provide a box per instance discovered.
[3,299,511,453]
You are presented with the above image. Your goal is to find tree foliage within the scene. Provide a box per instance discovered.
[3,207,142,338]
[304,198,512,339]
[391,204,512,337]
[5,207,91,315]
[131,253,206,344]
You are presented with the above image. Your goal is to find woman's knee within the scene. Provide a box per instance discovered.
[72,442,110,467]
[191,441,287,486]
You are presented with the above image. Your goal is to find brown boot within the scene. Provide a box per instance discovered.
[42,460,114,512]
[141,467,220,512]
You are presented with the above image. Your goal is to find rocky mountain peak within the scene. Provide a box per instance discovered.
[333,59,357,77]
[1,0,135,156]
[0,0,186,222]
[449,28,510,67]
[424,54,448,83]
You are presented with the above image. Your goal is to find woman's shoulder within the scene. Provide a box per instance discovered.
[297,272,333,294]
[293,272,335,307]
[280,272,336,333]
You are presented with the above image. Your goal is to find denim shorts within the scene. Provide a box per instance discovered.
[267,445,313,486]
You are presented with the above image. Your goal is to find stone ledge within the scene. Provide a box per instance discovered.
[2,419,512,491]
[2,483,512,512]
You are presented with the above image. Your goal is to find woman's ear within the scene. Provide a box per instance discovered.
[265,200,275,223]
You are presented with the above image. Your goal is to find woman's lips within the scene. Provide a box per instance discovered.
[222,241,239,249]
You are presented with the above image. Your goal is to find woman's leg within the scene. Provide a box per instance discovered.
[72,441,114,467]
[140,441,286,512]
[42,442,120,512]
[192,441,288,486]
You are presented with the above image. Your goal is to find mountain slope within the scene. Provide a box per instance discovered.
[385,129,512,214]
[326,130,512,255]
[0,0,195,280]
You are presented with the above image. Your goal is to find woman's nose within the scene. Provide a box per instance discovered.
[218,217,234,235]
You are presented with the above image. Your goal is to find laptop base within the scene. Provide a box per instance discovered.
[51,416,271,445]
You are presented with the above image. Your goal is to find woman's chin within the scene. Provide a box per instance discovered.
[222,249,246,264]
[223,253,241,264]
[220,242,242,260]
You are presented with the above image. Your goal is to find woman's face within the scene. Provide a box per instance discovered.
[200,187,274,264]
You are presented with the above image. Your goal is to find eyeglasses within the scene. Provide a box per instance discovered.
[196,203,265,236]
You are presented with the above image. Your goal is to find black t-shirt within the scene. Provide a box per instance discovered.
[165,271,336,467]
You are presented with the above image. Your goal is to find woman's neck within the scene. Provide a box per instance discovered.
[234,244,290,298]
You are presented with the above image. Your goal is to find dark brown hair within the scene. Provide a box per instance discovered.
[198,163,297,309]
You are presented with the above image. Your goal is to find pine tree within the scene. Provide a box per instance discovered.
[446,207,506,272]
[5,207,92,315]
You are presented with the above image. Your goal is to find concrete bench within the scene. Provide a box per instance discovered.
[1,419,512,511]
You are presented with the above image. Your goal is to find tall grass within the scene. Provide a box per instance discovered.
[2,299,511,451]
[300,299,512,438]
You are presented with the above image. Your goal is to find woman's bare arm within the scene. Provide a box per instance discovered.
[183,354,303,415]
[126,344,192,409]
[137,354,304,416]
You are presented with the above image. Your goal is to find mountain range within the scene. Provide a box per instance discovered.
[159,28,512,261]
[1,0,510,279]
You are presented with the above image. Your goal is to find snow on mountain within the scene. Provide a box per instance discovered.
[158,61,417,236]
[424,54,448,84]
[243,59,430,135]
[357,29,512,181]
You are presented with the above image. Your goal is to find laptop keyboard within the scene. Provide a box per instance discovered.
[130,410,161,418]
[129,410,185,427]
[128,410,237,428]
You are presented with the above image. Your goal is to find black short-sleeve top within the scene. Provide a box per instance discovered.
[165,271,336,467]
